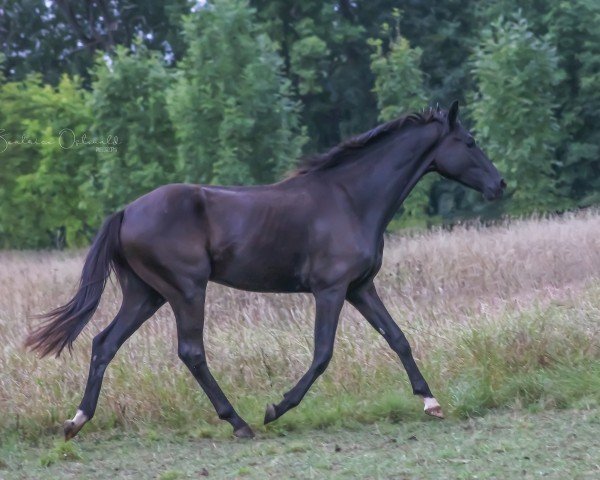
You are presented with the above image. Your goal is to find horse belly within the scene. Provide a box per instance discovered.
[209,251,309,293]
[206,220,311,293]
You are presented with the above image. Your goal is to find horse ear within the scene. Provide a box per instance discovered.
[448,100,459,129]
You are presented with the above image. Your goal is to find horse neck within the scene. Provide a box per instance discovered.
[326,121,442,233]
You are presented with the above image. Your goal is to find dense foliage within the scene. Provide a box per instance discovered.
[168,0,306,185]
[471,14,563,215]
[0,0,598,248]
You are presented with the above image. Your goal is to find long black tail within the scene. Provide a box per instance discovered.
[25,211,124,357]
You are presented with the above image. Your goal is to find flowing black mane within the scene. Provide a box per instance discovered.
[294,109,443,176]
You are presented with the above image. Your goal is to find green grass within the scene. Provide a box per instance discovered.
[39,441,83,467]
[0,409,598,479]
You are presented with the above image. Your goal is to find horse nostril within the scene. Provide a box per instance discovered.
[500,179,507,189]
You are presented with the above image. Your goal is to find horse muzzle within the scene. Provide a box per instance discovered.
[484,179,506,201]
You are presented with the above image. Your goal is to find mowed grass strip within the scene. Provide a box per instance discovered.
[0,409,598,479]
[0,212,598,438]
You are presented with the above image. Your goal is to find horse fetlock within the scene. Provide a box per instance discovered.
[216,406,235,421]
[263,403,279,425]
[412,379,432,398]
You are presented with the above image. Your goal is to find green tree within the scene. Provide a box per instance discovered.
[546,0,600,207]
[252,1,380,151]
[0,75,99,248]
[168,0,306,185]
[0,0,90,84]
[471,15,564,215]
[1,0,190,84]
[251,1,483,152]
[390,0,481,105]
[90,44,177,212]
[369,17,428,120]
[368,15,432,228]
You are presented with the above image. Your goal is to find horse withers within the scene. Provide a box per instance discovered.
[26,101,505,439]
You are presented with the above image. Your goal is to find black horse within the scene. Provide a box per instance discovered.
[26,101,505,440]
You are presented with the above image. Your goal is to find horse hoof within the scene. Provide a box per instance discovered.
[423,397,444,419]
[63,410,88,441]
[233,425,255,439]
[424,405,445,419]
[264,403,278,425]
[63,420,80,441]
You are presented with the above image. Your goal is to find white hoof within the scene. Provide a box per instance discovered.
[423,397,444,419]
[64,409,88,440]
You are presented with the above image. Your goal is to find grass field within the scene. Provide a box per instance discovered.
[1,409,599,479]
[0,212,599,477]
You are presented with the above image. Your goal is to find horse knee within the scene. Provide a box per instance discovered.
[313,350,333,376]
[178,343,206,368]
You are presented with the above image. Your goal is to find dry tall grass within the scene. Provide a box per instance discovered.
[1,212,599,436]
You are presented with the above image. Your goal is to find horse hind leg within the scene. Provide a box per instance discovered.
[64,267,164,440]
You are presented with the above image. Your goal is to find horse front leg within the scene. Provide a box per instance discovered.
[264,285,346,424]
[347,281,444,419]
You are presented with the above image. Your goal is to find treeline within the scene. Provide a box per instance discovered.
[0,0,598,248]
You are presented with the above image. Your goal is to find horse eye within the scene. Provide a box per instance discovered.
[466,138,475,148]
